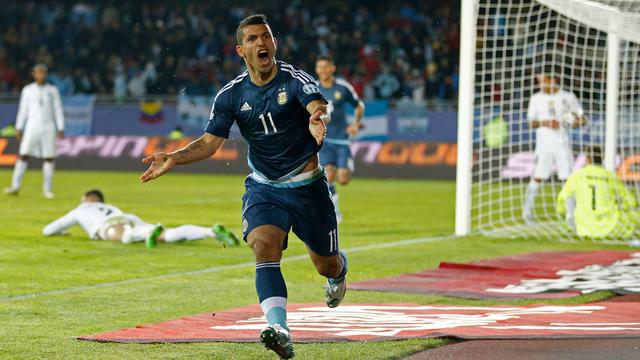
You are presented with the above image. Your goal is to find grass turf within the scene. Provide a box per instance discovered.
[0,169,625,359]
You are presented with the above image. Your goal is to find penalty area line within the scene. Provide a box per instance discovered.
[0,234,457,303]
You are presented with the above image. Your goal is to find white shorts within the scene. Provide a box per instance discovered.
[96,216,135,240]
[19,132,57,158]
[534,145,572,180]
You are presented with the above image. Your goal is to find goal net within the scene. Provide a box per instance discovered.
[457,0,640,242]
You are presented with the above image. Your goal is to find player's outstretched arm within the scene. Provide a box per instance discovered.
[140,133,223,183]
[307,100,329,145]
[43,211,78,236]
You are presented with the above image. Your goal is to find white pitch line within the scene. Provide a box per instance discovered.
[1,234,457,303]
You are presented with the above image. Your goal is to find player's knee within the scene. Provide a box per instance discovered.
[248,233,281,260]
[43,158,54,163]
[338,169,351,185]
[337,172,350,185]
[20,155,30,161]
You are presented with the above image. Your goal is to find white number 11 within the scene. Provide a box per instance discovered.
[259,112,277,134]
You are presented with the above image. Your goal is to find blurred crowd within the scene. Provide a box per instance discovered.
[0,1,460,101]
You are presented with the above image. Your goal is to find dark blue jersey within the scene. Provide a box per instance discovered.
[205,61,326,181]
[318,78,362,144]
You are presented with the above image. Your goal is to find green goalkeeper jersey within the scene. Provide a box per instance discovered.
[557,165,638,238]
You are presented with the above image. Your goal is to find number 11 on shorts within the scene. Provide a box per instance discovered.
[329,228,338,253]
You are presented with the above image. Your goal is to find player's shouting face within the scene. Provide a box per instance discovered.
[236,24,278,76]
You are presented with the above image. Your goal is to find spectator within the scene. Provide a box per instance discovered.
[0,1,461,100]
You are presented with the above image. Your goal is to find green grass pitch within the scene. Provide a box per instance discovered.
[0,169,623,359]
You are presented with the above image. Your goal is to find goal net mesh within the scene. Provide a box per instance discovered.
[471,0,640,242]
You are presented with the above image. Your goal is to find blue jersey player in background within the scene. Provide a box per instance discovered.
[140,15,347,359]
[315,56,365,223]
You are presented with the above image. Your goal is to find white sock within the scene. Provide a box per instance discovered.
[130,224,156,242]
[523,181,540,219]
[42,161,55,193]
[565,196,576,228]
[11,159,28,189]
[163,225,213,242]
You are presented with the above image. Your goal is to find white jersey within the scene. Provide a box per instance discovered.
[527,89,583,152]
[16,82,65,136]
[42,202,140,239]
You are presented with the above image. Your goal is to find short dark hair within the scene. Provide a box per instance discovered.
[316,55,334,64]
[236,14,270,44]
[84,189,104,202]
[586,145,603,165]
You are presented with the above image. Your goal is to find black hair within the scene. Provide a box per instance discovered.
[316,55,334,64]
[84,189,104,202]
[586,145,603,165]
[236,14,270,44]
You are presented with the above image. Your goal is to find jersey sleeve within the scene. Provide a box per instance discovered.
[43,209,78,236]
[613,176,638,209]
[52,87,65,131]
[204,89,235,138]
[294,70,327,108]
[341,80,364,108]
[15,87,29,131]
[567,92,584,116]
[527,95,538,122]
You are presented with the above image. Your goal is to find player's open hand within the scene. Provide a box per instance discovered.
[140,152,175,183]
[346,123,363,137]
[15,130,22,141]
[309,110,328,145]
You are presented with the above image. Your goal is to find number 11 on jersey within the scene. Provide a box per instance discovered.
[259,112,277,134]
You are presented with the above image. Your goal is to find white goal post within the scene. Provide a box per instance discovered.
[455,0,640,241]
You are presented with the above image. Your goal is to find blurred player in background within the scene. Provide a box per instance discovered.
[523,73,587,225]
[43,189,240,247]
[5,64,64,199]
[557,146,639,238]
[315,56,365,223]
[141,14,347,359]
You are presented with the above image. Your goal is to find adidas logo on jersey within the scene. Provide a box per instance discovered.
[240,102,252,112]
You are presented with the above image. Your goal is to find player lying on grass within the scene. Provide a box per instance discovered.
[557,146,639,238]
[140,14,347,359]
[43,189,239,247]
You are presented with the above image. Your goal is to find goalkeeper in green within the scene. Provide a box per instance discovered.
[557,146,639,238]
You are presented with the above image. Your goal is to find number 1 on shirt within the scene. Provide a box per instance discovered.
[259,112,277,134]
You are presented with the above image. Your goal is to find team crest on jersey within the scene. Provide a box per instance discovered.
[303,83,320,95]
[334,90,342,100]
[277,91,288,105]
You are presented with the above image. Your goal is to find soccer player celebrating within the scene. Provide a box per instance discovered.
[140,15,347,359]
[43,189,239,247]
[5,64,65,199]
[523,73,587,224]
[557,146,639,238]
[315,56,365,223]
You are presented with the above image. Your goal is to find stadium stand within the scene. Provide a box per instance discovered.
[0,1,459,100]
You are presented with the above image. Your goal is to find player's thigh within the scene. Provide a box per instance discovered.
[40,132,57,159]
[554,146,573,181]
[319,143,338,179]
[533,150,554,180]
[18,134,41,158]
[335,144,354,185]
[288,177,339,257]
[242,177,293,254]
